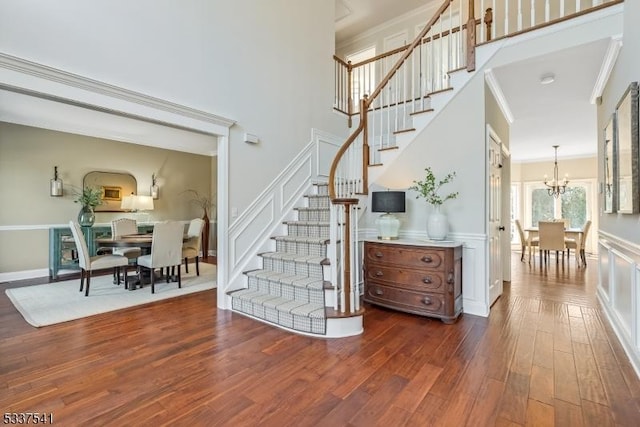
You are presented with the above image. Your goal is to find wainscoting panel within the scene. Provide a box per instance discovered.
[598,232,640,377]
[611,248,635,341]
[599,241,611,304]
[221,129,341,309]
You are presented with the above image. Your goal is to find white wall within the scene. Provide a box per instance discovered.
[0,0,347,220]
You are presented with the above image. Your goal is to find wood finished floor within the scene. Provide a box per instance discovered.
[1,253,639,426]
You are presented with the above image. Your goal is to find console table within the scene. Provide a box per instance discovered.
[363,239,463,323]
[49,224,153,279]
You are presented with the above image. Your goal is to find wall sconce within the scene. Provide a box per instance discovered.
[50,166,63,197]
[150,174,159,200]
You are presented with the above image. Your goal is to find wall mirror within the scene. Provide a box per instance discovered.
[603,114,616,213]
[615,81,639,214]
[83,171,137,212]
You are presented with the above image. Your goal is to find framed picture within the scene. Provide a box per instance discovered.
[614,82,639,214]
[101,186,122,201]
[603,114,616,213]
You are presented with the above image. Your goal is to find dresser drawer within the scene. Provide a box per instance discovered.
[365,243,444,270]
[365,282,446,316]
[365,264,446,293]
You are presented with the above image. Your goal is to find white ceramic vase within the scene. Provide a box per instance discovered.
[427,205,448,240]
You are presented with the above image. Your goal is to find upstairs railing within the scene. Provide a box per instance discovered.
[329,0,621,315]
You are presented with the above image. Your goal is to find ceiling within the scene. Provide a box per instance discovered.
[335,0,610,163]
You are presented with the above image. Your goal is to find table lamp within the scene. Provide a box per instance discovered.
[372,191,405,240]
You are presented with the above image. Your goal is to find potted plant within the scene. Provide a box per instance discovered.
[409,167,458,240]
[74,186,103,227]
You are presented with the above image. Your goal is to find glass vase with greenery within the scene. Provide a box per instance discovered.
[74,186,103,227]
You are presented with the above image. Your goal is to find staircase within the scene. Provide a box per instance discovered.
[224,0,621,338]
[229,182,361,337]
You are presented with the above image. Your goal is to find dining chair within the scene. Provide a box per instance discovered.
[111,218,142,285]
[137,221,184,293]
[565,220,592,268]
[182,218,205,275]
[534,221,566,265]
[69,220,129,296]
[515,219,537,263]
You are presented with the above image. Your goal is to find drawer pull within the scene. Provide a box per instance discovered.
[422,296,433,305]
[447,272,454,284]
[422,276,432,284]
[374,289,384,296]
[421,255,433,263]
[375,270,384,277]
[375,251,384,258]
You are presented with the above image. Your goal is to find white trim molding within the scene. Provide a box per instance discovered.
[485,69,515,124]
[590,34,623,104]
[0,52,235,135]
[597,232,640,378]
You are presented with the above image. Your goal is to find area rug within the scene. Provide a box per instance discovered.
[5,263,216,327]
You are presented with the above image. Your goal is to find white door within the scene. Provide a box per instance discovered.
[488,128,503,306]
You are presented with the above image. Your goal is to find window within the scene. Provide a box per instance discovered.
[524,181,593,228]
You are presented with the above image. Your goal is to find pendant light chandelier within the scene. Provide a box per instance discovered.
[544,145,569,197]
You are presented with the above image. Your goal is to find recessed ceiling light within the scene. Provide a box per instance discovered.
[540,73,555,85]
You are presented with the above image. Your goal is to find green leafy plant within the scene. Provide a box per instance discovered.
[73,186,103,209]
[409,167,459,206]
[182,189,216,217]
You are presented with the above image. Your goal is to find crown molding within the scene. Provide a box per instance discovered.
[0,52,236,132]
[484,69,515,124]
[590,34,623,104]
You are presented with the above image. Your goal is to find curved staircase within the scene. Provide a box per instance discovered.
[229,182,363,338]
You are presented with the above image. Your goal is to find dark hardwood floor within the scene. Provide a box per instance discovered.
[1,253,639,426]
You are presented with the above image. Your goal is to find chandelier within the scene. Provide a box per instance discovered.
[544,145,569,197]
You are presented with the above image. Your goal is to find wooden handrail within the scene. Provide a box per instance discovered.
[338,17,484,71]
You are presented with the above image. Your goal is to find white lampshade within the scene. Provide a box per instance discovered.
[121,195,135,210]
[121,194,154,211]
[132,195,154,211]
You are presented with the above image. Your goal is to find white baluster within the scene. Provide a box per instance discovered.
[545,0,550,23]
[480,0,486,43]
[506,0,511,34]
[560,0,565,17]
[531,0,535,27]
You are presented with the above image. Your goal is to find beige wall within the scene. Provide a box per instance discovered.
[0,122,215,273]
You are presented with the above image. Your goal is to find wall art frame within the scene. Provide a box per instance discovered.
[614,81,639,214]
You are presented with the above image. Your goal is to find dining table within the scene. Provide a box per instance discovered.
[524,226,583,262]
[94,233,189,289]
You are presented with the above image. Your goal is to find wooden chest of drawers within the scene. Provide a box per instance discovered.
[363,240,463,323]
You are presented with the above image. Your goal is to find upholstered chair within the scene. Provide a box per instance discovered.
[69,220,129,296]
[111,218,142,285]
[565,220,592,267]
[534,221,566,264]
[515,219,537,263]
[182,218,205,275]
[137,221,184,293]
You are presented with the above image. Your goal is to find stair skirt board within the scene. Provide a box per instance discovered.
[230,304,364,339]
[230,182,362,337]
